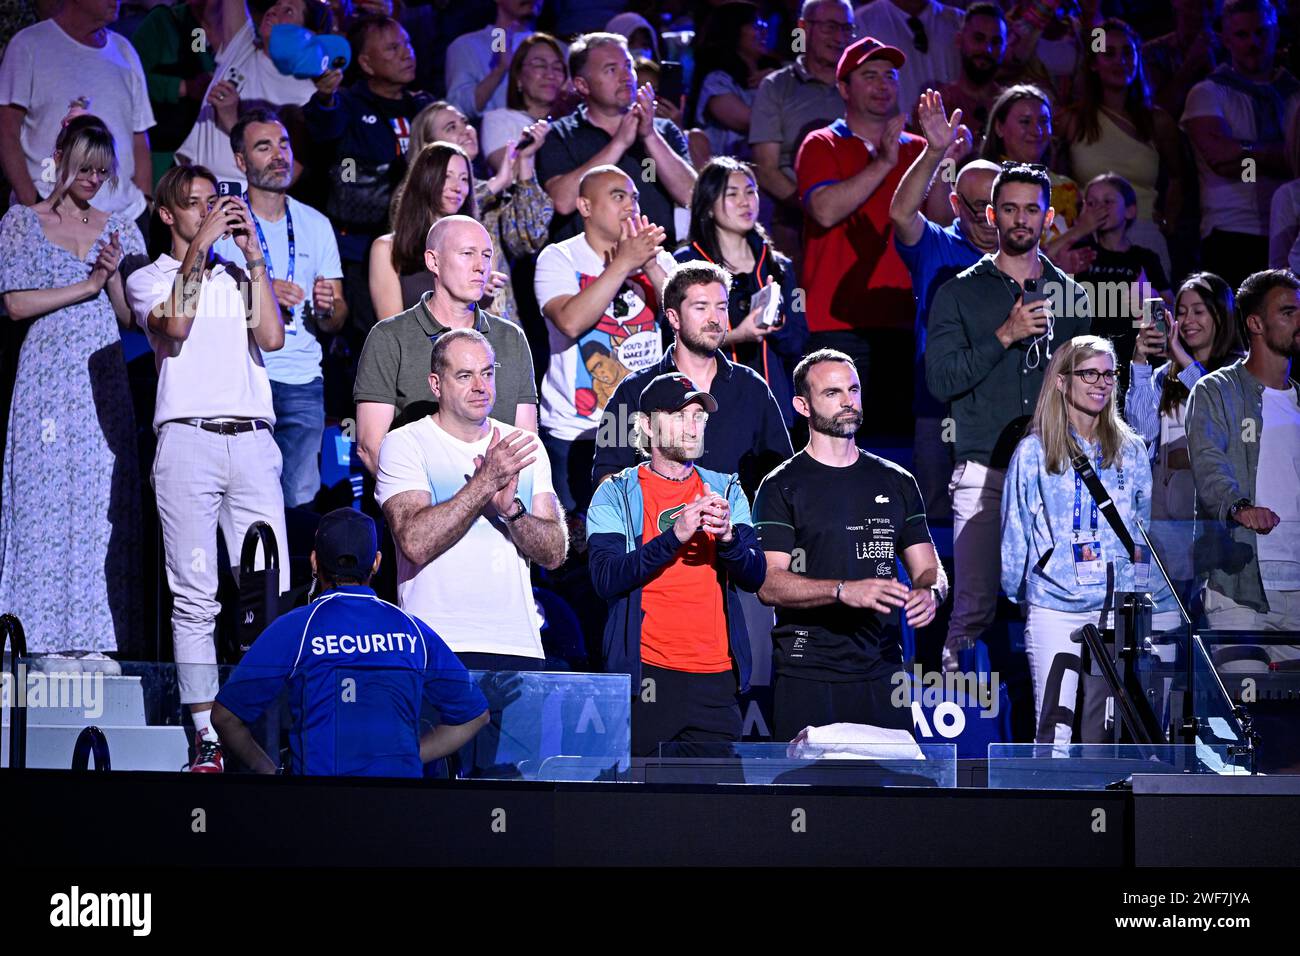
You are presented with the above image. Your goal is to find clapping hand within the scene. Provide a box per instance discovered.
[89,230,122,290]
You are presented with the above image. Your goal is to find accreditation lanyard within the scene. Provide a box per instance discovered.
[1072,454,1102,537]
[252,205,295,330]
[251,205,294,286]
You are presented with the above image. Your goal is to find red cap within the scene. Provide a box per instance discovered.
[836,35,906,82]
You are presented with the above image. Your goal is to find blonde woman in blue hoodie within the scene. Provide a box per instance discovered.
[1002,335,1178,746]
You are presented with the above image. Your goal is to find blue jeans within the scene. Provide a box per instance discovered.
[271,378,324,508]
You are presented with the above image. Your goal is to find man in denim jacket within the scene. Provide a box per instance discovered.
[587,373,766,757]
[1188,269,1300,653]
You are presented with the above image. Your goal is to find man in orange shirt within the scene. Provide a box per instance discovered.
[587,360,767,757]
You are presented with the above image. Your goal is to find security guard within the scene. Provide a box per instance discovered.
[212,508,488,776]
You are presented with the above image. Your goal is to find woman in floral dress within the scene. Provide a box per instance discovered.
[0,114,146,666]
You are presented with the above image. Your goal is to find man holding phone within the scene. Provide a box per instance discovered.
[126,164,288,772]
[926,162,1090,669]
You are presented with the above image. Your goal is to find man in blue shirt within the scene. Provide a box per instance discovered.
[889,89,997,523]
[212,508,488,776]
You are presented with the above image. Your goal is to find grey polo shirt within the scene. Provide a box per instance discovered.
[749,56,846,177]
[353,292,538,430]
[925,253,1092,468]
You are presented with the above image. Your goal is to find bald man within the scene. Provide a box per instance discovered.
[533,164,677,512]
[354,215,539,475]
[885,92,995,531]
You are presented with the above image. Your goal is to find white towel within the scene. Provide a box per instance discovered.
[786,722,925,761]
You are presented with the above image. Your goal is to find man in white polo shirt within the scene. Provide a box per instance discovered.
[126,163,289,773]
[376,328,568,669]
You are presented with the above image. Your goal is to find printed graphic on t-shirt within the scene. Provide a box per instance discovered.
[391,116,411,156]
[571,271,663,417]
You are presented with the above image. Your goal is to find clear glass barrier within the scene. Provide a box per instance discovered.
[643,741,957,788]
[987,743,1245,790]
[2,659,631,780]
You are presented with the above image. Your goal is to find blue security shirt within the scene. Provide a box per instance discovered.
[894,218,982,415]
[216,585,487,777]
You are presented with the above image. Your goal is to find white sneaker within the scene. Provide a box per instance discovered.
[75,652,121,676]
[28,652,82,673]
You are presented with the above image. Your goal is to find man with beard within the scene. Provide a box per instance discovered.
[925,162,1090,670]
[591,261,792,500]
[1189,268,1300,650]
[935,2,1006,142]
[536,32,694,246]
[587,369,766,757]
[214,109,346,507]
[754,350,947,740]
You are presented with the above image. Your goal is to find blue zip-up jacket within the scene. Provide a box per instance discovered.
[1001,430,1174,613]
[586,463,767,692]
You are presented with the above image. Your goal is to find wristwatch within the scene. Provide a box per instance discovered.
[1229,498,1252,523]
[504,497,527,523]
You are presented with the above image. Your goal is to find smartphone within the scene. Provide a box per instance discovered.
[1021,278,1048,307]
[658,61,684,106]
[751,282,782,328]
[1145,297,1168,335]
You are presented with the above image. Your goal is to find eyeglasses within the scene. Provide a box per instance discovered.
[1000,161,1048,173]
[907,14,928,54]
[957,192,992,218]
[1069,369,1117,385]
[807,19,858,37]
[523,59,566,75]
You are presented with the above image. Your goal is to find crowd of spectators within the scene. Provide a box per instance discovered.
[1,0,1299,765]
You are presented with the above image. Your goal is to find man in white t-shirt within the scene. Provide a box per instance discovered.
[0,0,155,223]
[1188,268,1300,659]
[214,109,346,507]
[534,164,675,512]
[375,328,568,668]
[126,164,289,772]
[1181,0,1300,290]
[175,0,327,194]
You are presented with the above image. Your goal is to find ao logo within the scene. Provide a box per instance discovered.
[911,701,966,738]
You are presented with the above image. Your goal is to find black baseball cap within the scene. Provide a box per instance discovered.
[638,373,719,415]
[315,507,378,580]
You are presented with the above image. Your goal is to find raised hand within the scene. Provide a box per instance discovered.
[207,79,239,132]
[224,196,261,258]
[517,118,550,159]
[916,89,964,153]
[1131,322,1167,365]
[313,68,344,100]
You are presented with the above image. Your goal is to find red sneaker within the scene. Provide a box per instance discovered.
[188,732,224,773]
